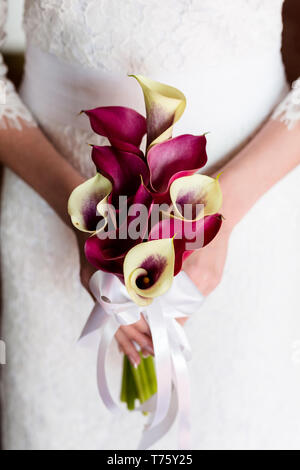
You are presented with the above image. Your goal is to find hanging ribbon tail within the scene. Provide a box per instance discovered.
[96,316,123,415]
[78,302,109,346]
[146,300,173,429]
[137,388,178,450]
[169,325,192,450]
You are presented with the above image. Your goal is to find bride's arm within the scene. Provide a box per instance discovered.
[218,99,300,230]
[183,80,300,295]
[0,123,84,226]
[0,1,84,225]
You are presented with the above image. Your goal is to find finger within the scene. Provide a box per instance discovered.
[122,325,154,356]
[176,317,187,327]
[115,329,141,368]
[133,314,152,336]
[141,348,152,359]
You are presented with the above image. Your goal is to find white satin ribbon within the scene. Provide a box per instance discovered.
[80,270,204,449]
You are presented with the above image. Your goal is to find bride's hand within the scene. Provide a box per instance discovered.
[115,316,154,367]
[76,233,154,367]
[183,226,231,295]
[178,226,231,327]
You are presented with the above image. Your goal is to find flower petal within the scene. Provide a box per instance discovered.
[149,214,222,275]
[92,146,150,201]
[147,134,207,193]
[124,239,175,306]
[130,75,186,147]
[68,173,112,233]
[127,181,154,240]
[85,235,131,278]
[169,174,223,221]
[84,106,146,155]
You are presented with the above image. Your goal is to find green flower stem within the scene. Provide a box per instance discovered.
[138,356,152,403]
[126,359,138,410]
[120,354,158,411]
[143,355,157,396]
[129,361,147,403]
[120,355,129,403]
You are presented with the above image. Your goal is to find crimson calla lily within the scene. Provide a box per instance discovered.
[126,181,154,240]
[84,106,146,156]
[149,214,223,275]
[85,234,136,279]
[147,134,207,193]
[91,145,150,203]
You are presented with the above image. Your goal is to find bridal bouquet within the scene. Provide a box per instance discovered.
[68,75,223,448]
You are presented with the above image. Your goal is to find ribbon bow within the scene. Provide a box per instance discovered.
[79,270,204,449]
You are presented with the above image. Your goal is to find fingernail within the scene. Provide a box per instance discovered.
[129,355,139,368]
[142,352,150,358]
[145,345,154,355]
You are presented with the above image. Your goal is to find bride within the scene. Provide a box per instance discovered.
[1,0,300,450]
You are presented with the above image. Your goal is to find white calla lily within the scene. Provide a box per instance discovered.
[130,75,186,148]
[124,238,175,306]
[169,173,223,221]
[68,173,112,233]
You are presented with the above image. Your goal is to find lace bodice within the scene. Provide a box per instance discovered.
[0,0,299,131]
[23,0,283,72]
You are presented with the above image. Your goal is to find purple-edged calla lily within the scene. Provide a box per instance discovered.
[130,75,186,148]
[149,214,222,275]
[85,234,138,279]
[68,173,112,233]
[147,134,207,193]
[169,173,223,221]
[84,106,146,156]
[92,145,150,203]
[123,239,175,306]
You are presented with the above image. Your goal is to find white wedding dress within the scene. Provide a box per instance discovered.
[1,0,300,450]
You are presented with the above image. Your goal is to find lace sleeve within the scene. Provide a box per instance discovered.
[272,77,300,129]
[0,0,35,130]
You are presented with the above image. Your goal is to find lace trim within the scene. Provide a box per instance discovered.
[0,0,36,130]
[23,0,284,74]
[272,78,300,129]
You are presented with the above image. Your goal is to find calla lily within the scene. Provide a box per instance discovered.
[149,214,222,275]
[169,174,223,221]
[85,234,131,278]
[126,180,154,240]
[147,134,207,193]
[84,106,146,156]
[123,239,175,306]
[92,145,150,203]
[68,173,112,233]
[130,75,186,148]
